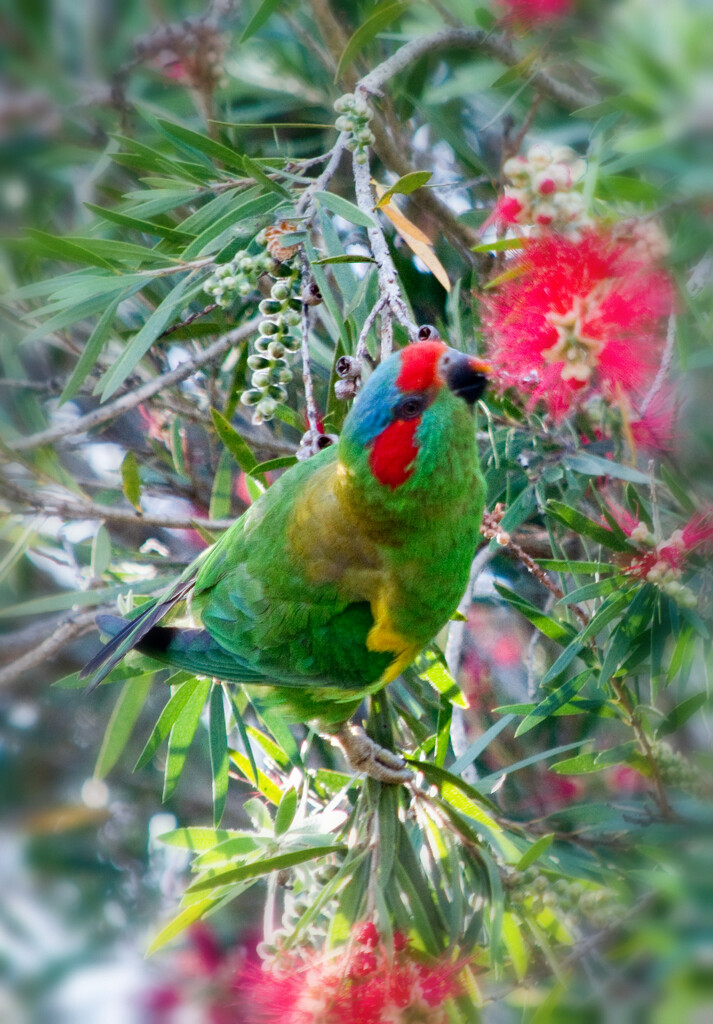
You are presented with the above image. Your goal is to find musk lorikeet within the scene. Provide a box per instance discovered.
[81,340,489,782]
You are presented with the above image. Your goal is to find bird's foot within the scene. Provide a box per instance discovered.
[334,723,412,785]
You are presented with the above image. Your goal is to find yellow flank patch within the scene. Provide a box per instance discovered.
[367,592,421,683]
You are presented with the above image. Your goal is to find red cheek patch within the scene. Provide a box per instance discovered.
[396,341,447,393]
[369,418,419,489]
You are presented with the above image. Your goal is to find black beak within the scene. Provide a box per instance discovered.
[444,351,490,405]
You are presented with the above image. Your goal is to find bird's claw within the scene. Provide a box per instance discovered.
[335,723,413,785]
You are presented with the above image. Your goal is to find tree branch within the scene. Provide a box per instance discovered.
[0,478,235,531]
[6,317,260,454]
[0,609,104,689]
[358,29,596,112]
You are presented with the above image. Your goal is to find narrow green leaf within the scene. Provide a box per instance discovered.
[157,119,245,171]
[249,456,297,475]
[314,191,375,228]
[657,693,707,737]
[59,295,123,405]
[502,911,529,980]
[209,449,234,521]
[546,500,632,553]
[227,692,259,786]
[98,274,198,400]
[95,674,153,779]
[146,896,218,955]
[209,684,229,827]
[313,254,376,265]
[335,1,411,80]
[515,834,554,871]
[163,679,211,801]
[376,171,432,207]
[121,451,141,511]
[274,788,298,836]
[421,658,468,707]
[240,0,284,42]
[241,154,291,199]
[135,679,205,771]
[159,826,240,850]
[471,237,526,253]
[449,715,514,777]
[229,750,281,804]
[515,677,591,736]
[565,452,650,484]
[210,409,259,473]
[84,202,194,242]
[25,229,117,270]
[90,524,112,578]
[187,845,346,892]
[494,584,575,645]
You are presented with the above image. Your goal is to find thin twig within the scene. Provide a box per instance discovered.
[6,317,260,454]
[0,478,235,531]
[358,28,596,111]
[0,609,105,689]
[299,253,321,455]
[351,143,417,348]
[355,297,387,365]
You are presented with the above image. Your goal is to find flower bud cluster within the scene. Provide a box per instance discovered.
[334,92,375,166]
[509,868,621,931]
[203,248,277,307]
[625,524,698,608]
[500,143,589,233]
[653,741,705,795]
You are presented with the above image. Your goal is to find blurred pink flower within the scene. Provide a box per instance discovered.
[481,229,674,420]
[497,0,573,27]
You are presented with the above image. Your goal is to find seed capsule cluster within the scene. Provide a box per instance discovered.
[333,92,375,165]
[203,248,277,307]
[508,868,621,931]
[242,268,304,424]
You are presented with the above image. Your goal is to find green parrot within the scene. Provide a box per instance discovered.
[82,339,489,781]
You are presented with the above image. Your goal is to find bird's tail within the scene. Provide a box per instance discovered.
[79,575,196,693]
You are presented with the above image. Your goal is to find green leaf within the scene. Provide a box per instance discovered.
[657,693,707,738]
[471,237,526,253]
[229,750,282,804]
[210,409,260,474]
[449,714,514,777]
[420,658,468,708]
[98,274,199,400]
[314,191,375,229]
[515,676,591,736]
[163,679,211,801]
[95,674,153,779]
[335,1,411,80]
[241,154,291,199]
[502,911,529,981]
[209,449,234,521]
[274,788,298,836]
[158,827,241,851]
[59,295,123,405]
[376,171,432,208]
[146,896,219,955]
[240,0,284,42]
[157,119,246,171]
[121,450,141,511]
[25,229,117,270]
[209,684,229,827]
[565,453,650,484]
[84,203,193,243]
[479,740,585,781]
[494,584,575,645]
[135,678,205,770]
[546,500,632,553]
[90,524,112,578]
[515,834,554,871]
[186,845,346,893]
[249,456,297,475]
[313,254,376,265]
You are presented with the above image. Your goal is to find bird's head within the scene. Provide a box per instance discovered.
[339,340,490,493]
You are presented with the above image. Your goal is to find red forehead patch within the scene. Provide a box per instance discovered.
[396,341,447,392]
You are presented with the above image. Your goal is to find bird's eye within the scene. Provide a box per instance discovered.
[395,395,426,420]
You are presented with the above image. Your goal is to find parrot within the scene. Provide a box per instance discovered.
[81,339,489,782]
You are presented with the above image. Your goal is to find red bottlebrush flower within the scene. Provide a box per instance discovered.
[481,229,674,420]
[630,389,677,454]
[497,0,573,26]
[246,932,462,1024]
[353,921,380,948]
